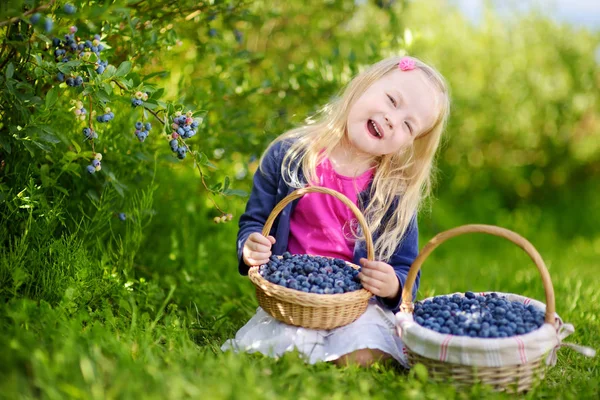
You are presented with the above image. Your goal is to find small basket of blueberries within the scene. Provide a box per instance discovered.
[247,186,374,330]
[395,224,595,393]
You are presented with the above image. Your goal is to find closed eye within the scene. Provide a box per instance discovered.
[387,94,397,107]
[405,121,413,135]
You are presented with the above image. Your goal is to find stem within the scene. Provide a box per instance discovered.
[0,0,57,28]
[88,94,95,153]
[180,140,225,214]
[143,105,166,126]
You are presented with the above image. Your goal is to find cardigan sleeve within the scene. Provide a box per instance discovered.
[237,141,285,275]
[375,215,420,313]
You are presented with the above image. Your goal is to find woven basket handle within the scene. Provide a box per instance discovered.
[261,186,374,261]
[400,224,556,324]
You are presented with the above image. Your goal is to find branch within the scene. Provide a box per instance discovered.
[0,0,57,28]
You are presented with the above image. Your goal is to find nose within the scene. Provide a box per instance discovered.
[384,114,395,132]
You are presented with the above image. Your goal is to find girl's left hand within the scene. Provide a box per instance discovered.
[358,258,400,300]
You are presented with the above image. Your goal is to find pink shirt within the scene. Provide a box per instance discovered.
[287,158,374,261]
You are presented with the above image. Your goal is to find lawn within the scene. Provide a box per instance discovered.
[1,167,597,400]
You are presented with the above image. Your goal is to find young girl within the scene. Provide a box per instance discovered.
[221,55,450,367]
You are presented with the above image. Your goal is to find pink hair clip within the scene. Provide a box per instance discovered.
[398,57,416,71]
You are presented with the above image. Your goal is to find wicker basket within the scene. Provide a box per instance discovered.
[248,186,374,330]
[398,224,556,393]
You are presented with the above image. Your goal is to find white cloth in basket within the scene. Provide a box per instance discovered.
[395,292,596,367]
[221,299,409,366]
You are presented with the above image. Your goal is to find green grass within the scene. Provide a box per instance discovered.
[1,168,598,400]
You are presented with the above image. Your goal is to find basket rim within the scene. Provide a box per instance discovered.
[248,261,373,307]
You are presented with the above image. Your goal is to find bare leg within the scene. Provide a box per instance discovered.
[333,348,391,367]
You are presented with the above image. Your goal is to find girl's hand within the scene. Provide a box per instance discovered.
[358,258,400,300]
[242,232,276,266]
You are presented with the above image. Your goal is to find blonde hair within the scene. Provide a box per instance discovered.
[261,55,450,262]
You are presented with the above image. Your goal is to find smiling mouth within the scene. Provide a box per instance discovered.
[367,119,383,139]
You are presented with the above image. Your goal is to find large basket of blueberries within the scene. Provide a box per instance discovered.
[395,224,586,393]
[248,187,374,330]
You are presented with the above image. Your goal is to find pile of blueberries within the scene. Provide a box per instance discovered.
[258,252,363,294]
[413,291,546,338]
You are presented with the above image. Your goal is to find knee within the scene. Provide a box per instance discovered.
[333,348,390,367]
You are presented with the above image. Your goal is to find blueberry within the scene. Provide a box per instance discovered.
[64,4,76,14]
[30,13,42,25]
[86,165,95,174]
[43,17,53,33]
[135,122,143,130]
[118,213,126,221]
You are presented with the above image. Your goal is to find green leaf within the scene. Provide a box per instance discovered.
[6,63,14,79]
[45,86,59,109]
[223,176,230,192]
[115,61,132,77]
[223,188,248,197]
[142,70,168,81]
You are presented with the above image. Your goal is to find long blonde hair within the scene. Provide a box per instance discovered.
[261,55,450,262]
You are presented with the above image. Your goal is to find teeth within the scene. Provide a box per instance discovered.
[371,120,381,137]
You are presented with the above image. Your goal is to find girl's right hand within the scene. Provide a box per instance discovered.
[242,232,276,266]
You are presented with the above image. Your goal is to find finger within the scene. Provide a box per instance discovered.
[246,250,271,261]
[358,268,388,282]
[244,255,271,266]
[247,241,272,253]
[267,235,276,244]
[358,273,382,290]
[360,258,392,272]
[249,233,273,246]
[362,282,380,295]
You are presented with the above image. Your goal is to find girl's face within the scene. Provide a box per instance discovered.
[345,69,441,158]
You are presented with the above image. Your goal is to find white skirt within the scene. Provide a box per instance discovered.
[221,299,409,367]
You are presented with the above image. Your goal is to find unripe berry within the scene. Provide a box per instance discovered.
[135,91,143,99]
[141,92,148,101]
[95,164,102,171]
[175,111,182,117]
[226,213,233,221]
[76,101,83,109]
[186,111,193,118]
[172,132,179,139]
[219,215,228,223]
[94,153,102,161]
[213,216,221,224]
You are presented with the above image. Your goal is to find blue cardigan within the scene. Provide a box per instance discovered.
[237,140,420,313]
